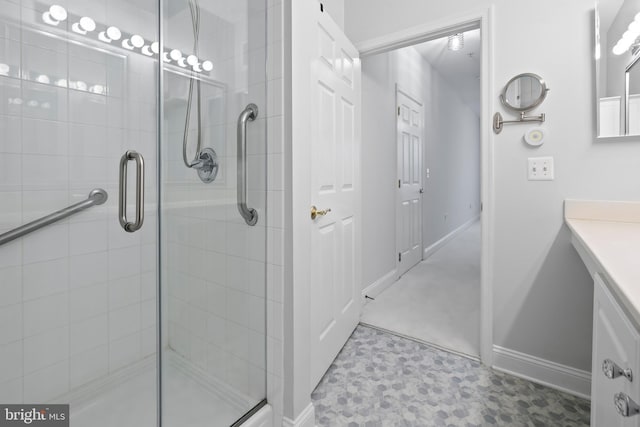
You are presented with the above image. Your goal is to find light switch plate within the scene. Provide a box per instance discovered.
[528,157,554,181]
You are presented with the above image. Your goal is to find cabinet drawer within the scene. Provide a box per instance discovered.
[592,273,640,426]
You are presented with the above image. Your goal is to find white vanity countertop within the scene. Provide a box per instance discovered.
[565,200,640,329]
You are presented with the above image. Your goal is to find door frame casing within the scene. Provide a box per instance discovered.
[357,7,495,366]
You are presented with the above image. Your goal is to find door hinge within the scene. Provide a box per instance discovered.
[398,179,401,188]
[398,106,400,116]
[398,252,402,262]
[320,3,324,12]
[481,202,483,212]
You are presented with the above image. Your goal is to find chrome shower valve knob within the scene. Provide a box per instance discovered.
[603,358,633,382]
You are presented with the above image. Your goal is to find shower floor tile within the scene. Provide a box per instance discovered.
[312,325,590,427]
[70,352,241,427]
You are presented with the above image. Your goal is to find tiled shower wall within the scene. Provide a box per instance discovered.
[0,0,158,403]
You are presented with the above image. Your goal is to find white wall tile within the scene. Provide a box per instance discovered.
[22,82,68,122]
[108,275,141,310]
[207,344,226,381]
[22,44,67,86]
[108,246,140,281]
[109,332,141,372]
[70,252,108,289]
[140,327,155,358]
[21,190,66,222]
[22,118,68,156]
[69,282,108,322]
[23,360,69,403]
[69,219,108,256]
[0,341,22,382]
[0,153,20,192]
[23,292,68,337]
[0,304,21,345]
[0,266,21,307]
[190,336,207,370]
[23,258,68,301]
[141,299,156,330]
[109,304,140,341]
[69,91,107,127]
[0,191,20,232]
[0,377,22,403]
[226,354,250,395]
[22,223,69,264]
[204,282,225,319]
[0,76,21,117]
[227,289,250,327]
[226,321,249,359]
[70,345,108,389]
[68,123,108,157]
[71,315,108,355]
[24,326,68,374]
[0,115,21,154]
[69,156,109,191]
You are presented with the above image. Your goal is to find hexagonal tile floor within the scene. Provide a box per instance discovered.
[312,325,590,426]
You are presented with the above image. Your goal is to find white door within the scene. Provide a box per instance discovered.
[309,6,362,390]
[396,88,423,277]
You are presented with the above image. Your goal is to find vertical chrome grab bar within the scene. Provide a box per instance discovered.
[237,103,259,226]
[119,150,145,232]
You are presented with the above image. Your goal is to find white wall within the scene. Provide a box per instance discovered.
[347,0,640,373]
[361,46,480,289]
[421,57,481,248]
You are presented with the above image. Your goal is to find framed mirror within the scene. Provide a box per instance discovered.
[595,0,640,138]
[500,73,548,112]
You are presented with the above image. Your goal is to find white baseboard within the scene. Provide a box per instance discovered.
[361,269,398,300]
[423,215,480,260]
[492,345,591,400]
[282,403,316,427]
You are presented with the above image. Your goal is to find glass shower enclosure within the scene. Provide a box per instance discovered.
[0,0,267,426]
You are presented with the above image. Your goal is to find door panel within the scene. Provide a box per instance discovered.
[396,89,423,277]
[309,8,361,391]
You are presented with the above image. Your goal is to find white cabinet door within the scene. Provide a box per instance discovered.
[592,273,640,426]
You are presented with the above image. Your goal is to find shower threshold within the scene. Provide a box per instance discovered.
[67,350,251,427]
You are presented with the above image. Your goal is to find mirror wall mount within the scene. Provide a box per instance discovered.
[493,72,549,134]
[493,111,546,134]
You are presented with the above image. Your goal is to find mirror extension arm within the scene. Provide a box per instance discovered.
[493,111,545,134]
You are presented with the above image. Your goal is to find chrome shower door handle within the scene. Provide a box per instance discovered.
[119,150,145,232]
[237,103,259,226]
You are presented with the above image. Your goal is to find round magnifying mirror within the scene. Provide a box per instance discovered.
[500,73,548,112]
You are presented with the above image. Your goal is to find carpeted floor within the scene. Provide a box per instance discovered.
[361,220,481,357]
[312,325,590,427]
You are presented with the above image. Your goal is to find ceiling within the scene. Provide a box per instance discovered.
[412,29,481,116]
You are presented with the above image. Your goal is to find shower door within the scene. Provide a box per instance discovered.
[160,0,268,426]
[0,0,160,426]
[0,0,266,425]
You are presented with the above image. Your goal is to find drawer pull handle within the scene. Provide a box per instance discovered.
[603,359,633,382]
[615,392,640,417]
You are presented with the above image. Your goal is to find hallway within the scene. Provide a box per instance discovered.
[361,220,481,357]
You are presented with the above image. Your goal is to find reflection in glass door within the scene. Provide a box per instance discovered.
[160,0,268,425]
